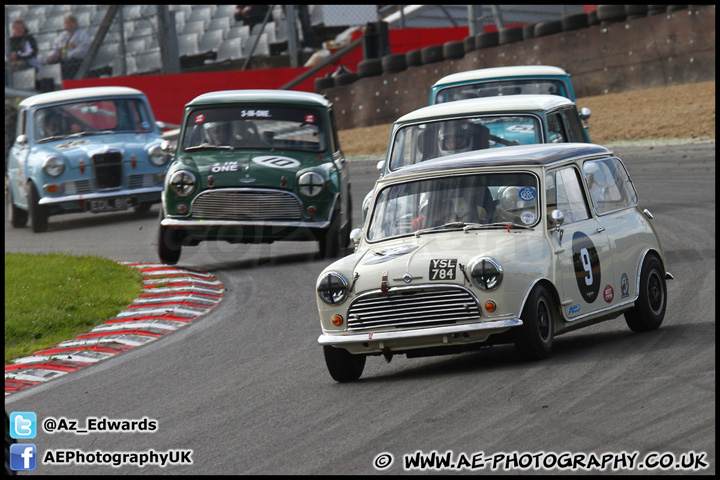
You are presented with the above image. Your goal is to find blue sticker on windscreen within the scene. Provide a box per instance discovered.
[519,187,536,202]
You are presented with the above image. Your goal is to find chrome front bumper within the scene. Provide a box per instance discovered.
[318,318,523,354]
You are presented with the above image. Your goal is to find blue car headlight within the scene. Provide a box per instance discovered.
[43,155,65,177]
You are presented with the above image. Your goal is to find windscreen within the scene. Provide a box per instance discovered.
[389,116,542,171]
[181,106,326,152]
[367,172,540,241]
[436,79,568,103]
[36,98,153,142]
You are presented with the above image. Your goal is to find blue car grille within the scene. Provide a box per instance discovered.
[92,152,123,189]
[347,286,481,331]
[191,189,303,221]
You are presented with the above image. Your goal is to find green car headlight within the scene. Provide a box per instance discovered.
[169,170,197,197]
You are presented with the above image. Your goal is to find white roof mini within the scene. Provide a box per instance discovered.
[433,65,570,88]
[19,86,146,108]
[396,94,575,124]
[187,89,331,107]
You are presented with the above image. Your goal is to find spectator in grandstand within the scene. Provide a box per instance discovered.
[7,19,41,71]
[296,5,319,52]
[234,5,271,30]
[46,13,92,80]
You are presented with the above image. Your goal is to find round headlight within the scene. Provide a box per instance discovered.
[317,272,349,305]
[471,257,503,291]
[169,170,197,197]
[43,155,65,177]
[148,144,169,166]
[298,172,325,198]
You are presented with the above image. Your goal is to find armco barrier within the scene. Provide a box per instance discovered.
[321,6,715,130]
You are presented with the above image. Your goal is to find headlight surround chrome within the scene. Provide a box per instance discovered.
[169,170,197,198]
[148,144,170,166]
[470,257,503,291]
[298,172,325,198]
[317,272,349,305]
[42,155,65,177]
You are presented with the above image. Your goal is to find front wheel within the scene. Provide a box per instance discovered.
[625,254,667,332]
[514,284,555,360]
[158,212,182,265]
[318,212,342,259]
[323,346,366,382]
[8,184,28,228]
[28,183,48,233]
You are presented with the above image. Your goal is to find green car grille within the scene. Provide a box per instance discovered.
[190,189,303,221]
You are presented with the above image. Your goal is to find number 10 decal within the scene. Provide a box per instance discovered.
[572,231,601,303]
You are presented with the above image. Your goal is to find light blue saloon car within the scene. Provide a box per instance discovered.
[7,86,169,232]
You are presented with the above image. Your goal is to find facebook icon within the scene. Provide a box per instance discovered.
[10,443,37,471]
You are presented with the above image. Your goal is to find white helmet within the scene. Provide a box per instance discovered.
[437,120,472,156]
[501,186,523,211]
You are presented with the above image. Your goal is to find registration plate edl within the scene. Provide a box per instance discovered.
[89,197,135,212]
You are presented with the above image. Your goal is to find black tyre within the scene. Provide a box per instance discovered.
[514,284,555,360]
[8,185,28,228]
[443,41,465,60]
[499,27,523,45]
[562,13,589,32]
[323,346,366,382]
[333,72,357,86]
[463,35,476,54]
[405,49,422,66]
[381,53,406,73]
[318,211,342,259]
[624,254,667,332]
[158,212,182,265]
[523,23,536,40]
[315,76,334,92]
[357,58,382,78]
[28,182,48,233]
[421,45,444,64]
[534,20,563,37]
[597,5,626,24]
[476,31,498,49]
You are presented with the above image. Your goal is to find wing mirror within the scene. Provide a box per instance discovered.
[350,228,362,251]
[550,209,565,245]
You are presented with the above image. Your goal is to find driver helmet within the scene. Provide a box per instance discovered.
[438,120,472,156]
[500,186,523,211]
[205,121,232,144]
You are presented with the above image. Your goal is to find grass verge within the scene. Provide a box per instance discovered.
[4,253,143,365]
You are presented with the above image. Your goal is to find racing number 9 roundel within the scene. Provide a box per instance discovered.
[572,231,601,303]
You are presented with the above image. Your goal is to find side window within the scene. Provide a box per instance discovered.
[547,112,568,143]
[546,167,590,226]
[583,158,638,215]
[563,107,586,142]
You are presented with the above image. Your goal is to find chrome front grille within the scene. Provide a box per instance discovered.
[191,189,303,221]
[92,151,123,189]
[61,179,93,195]
[347,286,481,331]
[128,173,158,189]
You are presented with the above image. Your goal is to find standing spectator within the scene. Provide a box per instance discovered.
[296,5,319,52]
[234,5,271,31]
[7,19,41,71]
[46,13,92,80]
